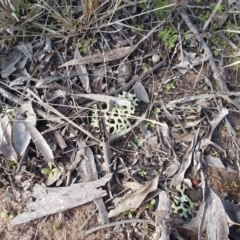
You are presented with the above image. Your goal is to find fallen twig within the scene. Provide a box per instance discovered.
[26,88,101,144]
[84,219,150,237]
[110,110,147,142]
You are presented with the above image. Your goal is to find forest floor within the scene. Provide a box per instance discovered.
[0,0,240,239]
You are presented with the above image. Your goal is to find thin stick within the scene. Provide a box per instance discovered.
[110,110,147,142]
[202,0,222,32]
[26,88,101,143]
[85,219,150,236]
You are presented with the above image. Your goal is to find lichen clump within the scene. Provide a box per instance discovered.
[172,184,195,218]
[91,92,138,134]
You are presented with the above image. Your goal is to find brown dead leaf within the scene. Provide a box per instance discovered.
[53,131,67,150]
[133,82,150,103]
[108,175,159,218]
[59,45,135,68]
[74,47,90,92]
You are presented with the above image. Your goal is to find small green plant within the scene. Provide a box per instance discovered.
[131,24,144,33]
[138,1,147,10]
[166,82,175,92]
[152,107,161,117]
[209,150,219,158]
[1,211,13,222]
[139,170,147,177]
[158,26,178,49]
[124,210,133,219]
[236,127,240,135]
[3,106,16,121]
[142,121,151,129]
[147,199,156,210]
[61,5,75,18]
[134,137,143,147]
[53,222,61,230]
[172,123,180,129]
[5,160,17,169]
[41,162,60,181]
[77,39,95,54]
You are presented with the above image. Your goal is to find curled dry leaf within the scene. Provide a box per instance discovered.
[133,82,150,103]
[23,123,54,162]
[53,131,67,150]
[45,165,63,186]
[0,115,17,161]
[16,43,33,60]
[170,128,199,188]
[117,62,132,86]
[59,45,135,68]
[13,102,36,156]
[1,48,22,78]
[74,47,90,92]
[108,175,159,218]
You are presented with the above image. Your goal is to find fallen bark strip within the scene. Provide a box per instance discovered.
[10,173,112,226]
[154,191,172,240]
[180,10,228,92]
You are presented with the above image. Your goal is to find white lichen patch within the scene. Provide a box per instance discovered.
[91,92,138,134]
[172,183,195,218]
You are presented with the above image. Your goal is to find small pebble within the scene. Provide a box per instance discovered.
[152,54,160,63]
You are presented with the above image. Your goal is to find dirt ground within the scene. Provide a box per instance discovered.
[1,0,240,239]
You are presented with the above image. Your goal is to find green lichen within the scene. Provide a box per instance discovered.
[91,92,138,134]
[172,184,195,218]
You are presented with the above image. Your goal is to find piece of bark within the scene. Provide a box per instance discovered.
[78,140,110,224]
[154,191,172,240]
[10,173,112,226]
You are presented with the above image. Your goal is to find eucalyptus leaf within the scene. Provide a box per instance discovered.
[0,115,17,161]
[13,102,36,156]
[23,123,54,161]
